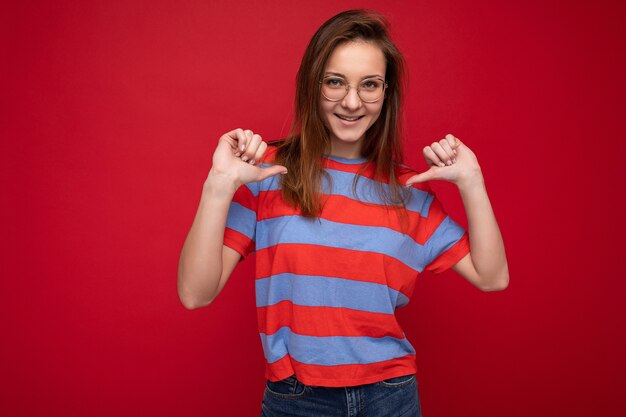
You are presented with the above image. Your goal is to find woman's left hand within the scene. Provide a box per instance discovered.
[405,134,483,188]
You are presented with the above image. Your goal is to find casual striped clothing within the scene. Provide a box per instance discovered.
[223,146,470,387]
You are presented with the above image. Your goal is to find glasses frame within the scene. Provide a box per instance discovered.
[319,76,388,103]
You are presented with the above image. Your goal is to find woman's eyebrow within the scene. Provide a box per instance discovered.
[324,71,385,80]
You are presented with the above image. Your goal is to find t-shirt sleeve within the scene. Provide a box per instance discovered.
[223,181,259,260]
[419,183,471,275]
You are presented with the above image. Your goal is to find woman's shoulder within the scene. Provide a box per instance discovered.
[393,161,433,193]
[259,139,286,164]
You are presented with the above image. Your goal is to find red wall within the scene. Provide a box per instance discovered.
[2,1,625,416]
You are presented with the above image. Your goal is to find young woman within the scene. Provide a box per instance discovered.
[178,9,508,417]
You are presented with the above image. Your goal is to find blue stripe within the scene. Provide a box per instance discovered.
[255,165,280,196]
[255,273,409,313]
[256,216,465,272]
[424,216,466,265]
[225,202,256,240]
[257,165,433,216]
[260,326,415,365]
[242,182,260,197]
[324,155,368,164]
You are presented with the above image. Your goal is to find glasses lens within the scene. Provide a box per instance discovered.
[321,77,385,102]
[358,79,385,102]
[321,77,347,101]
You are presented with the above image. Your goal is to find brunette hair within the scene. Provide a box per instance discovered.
[274,9,410,217]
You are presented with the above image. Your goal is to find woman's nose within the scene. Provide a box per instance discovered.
[341,87,362,110]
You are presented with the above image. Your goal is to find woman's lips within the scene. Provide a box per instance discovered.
[335,114,364,124]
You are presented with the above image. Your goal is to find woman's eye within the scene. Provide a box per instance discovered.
[361,80,381,90]
[325,78,345,88]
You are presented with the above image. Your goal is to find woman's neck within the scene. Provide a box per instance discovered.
[327,138,364,159]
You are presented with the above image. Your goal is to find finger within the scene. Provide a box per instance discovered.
[424,146,446,168]
[227,128,247,156]
[445,133,459,146]
[431,141,454,166]
[242,133,262,162]
[238,129,253,157]
[250,141,268,165]
[438,139,457,164]
[445,133,459,156]
[404,168,436,186]
[255,164,288,181]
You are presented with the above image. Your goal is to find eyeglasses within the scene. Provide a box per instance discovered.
[320,76,388,103]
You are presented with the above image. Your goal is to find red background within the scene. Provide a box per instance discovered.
[2,0,625,416]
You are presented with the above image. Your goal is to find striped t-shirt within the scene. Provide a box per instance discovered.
[223,146,470,387]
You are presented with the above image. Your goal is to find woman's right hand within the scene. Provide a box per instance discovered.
[209,128,288,189]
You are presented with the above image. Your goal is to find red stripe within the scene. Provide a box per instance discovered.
[324,159,377,177]
[256,244,418,296]
[259,144,279,163]
[265,353,418,387]
[323,158,427,186]
[260,144,428,190]
[257,300,404,338]
[427,233,471,274]
[258,190,448,245]
[232,183,257,211]
[223,229,255,259]
[416,196,452,243]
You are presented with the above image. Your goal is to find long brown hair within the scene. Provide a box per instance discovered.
[275,9,410,218]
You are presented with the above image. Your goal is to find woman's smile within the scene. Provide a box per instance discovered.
[335,113,365,123]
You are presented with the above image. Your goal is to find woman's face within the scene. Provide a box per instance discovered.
[320,41,386,158]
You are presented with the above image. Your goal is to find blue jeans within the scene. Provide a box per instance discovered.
[261,373,421,417]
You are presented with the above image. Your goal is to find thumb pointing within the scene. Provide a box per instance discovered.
[404,170,434,186]
[257,164,288,181]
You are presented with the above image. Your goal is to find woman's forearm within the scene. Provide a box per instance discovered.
[177,129,286,308]
[177,171,238,309]
[457,172,509,289]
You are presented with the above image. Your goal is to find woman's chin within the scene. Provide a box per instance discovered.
[331,135,363,146]
[329,131,366,145]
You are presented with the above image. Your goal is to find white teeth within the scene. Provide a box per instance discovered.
[337,114,362,121]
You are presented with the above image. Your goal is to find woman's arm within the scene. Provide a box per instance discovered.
[452,172,508,291]
[177,129,288,309]
[405,134,509,291]
[177,173,240,310]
